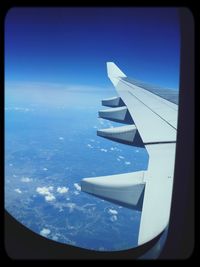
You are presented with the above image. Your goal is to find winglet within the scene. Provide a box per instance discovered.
[107,62,126,86]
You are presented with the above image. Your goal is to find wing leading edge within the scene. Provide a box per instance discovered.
[81,62,178,246]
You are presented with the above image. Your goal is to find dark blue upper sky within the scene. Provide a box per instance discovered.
[5,7,180,89]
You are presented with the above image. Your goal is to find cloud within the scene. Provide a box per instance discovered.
[40,228,51,237]
[14,188,22,194]
[36,186,53,195]
[45,194,56,202]
[119,156,125,159]
[87,144,93,148]
[125,161,131,165]
[108,209,118,215]
[110,215,118,222]
[66,203,76,212]
[43,168,48,171]
[36,186,55,202]
[21,177,32,183]
[57,187,69,194]
[52,235,59,241]
[59,137,64,140]
[74,183,81,191]
[107,209,118,222]
[110,147,120,151]
[100,148,107,152]
[6,81,112,108]
[5,107,33,112]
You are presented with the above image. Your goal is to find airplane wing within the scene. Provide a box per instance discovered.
[81,62,178,246]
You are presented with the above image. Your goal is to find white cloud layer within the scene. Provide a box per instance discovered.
[40,228,51,237]
[6,82,112,108]
[14,188,22,194]
[5,107,33,112]
[110,215,118,222]
[21,177,32,183]
[36,186,55,202]
[45,194,56,202]
[57,187,69,194]
[110,147,120,151]
[108,209,118,215]
[36,186,53,195]
[87,144,93,148]
[100,148,107,152]
[66,203,76,212]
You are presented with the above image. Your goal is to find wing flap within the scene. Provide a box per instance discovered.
[97,124,137,143]
[81,171,146,209]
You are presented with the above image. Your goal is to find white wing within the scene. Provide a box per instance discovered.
[81,62,178,246]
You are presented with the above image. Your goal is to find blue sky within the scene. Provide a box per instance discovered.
[5,7,180,89]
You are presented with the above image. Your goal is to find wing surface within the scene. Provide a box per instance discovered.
[81,62,178,246]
